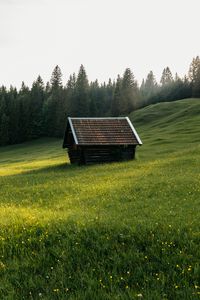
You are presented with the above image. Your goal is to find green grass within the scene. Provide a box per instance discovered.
[0,98,200,299]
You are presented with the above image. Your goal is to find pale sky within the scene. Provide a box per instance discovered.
[0,0,200,89]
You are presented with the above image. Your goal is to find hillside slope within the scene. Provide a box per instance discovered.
[0,99,199,299]
[130,98,200,160]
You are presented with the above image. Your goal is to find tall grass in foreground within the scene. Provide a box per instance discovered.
[0,99,200,299]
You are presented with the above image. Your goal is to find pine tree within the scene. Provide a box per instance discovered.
[73,65,90,117]
[89,80,99,116]
[0,113,9,145]
[140,79,145,94]
[8,86,19,144]
[45,65,64,136]
[140,71,157,106]
[145,71,157,91]
[121,68,139,114]
[160,67,173,85]
[111,75,122,116]
[29,76,45,139]
[188,56,200,97]
[104,78,114,116]
[50,65,63,136]
[0,93,6,118]
[160,68,167,86]
[65,73,76,117]
[17,82,31,142]
[50,65,62,88]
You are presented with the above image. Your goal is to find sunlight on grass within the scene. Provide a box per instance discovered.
[0,100,200,299]
[0,158,67,176]
[0,204,76,226]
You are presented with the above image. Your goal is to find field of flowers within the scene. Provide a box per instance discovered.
[0,99,199,299]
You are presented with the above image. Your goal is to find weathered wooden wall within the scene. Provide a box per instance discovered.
[68,145,136,165]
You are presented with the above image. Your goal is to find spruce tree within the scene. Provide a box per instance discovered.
[45,65,64,136]
[89,80,99,116]
[141,71,157,106]
[104,78,114,116]
[65,73,76,117]
[145,71,157,91]
[17,82,31,142]
[73,65,90,117]
[121,68,139,114]
[0,93,6,118]
[29,76,45,139]
[160,67,173,85]
[50,65,62,88]
[8,86,19,144]
[0,113,9,145]
[188,56,200,97]
[111,75,122,116]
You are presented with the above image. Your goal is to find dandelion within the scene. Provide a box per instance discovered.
[0,262,6,270]
[53,289,59,292]
[137,293,143,298]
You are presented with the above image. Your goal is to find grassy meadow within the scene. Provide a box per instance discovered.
[0,98,200,299]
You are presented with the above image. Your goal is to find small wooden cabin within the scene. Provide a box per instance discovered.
[62,117,142,165]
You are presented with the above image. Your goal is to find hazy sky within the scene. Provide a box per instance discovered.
[0,0,200,89]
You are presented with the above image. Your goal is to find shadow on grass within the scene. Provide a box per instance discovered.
[1,162,84,178]
[2,158,138,179]
[30,162,76,173]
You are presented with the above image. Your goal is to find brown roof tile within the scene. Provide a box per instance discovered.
[63,117,142,146]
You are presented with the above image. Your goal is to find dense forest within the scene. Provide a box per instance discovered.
[0,56,200,146]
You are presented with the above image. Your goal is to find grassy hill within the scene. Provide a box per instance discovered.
[0,99,199,299]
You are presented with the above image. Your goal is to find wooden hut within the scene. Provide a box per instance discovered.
[62,117,142,165]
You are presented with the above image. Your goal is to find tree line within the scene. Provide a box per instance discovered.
[0,56,200,146]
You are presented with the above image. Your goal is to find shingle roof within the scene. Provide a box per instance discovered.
[63,117,142,147]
